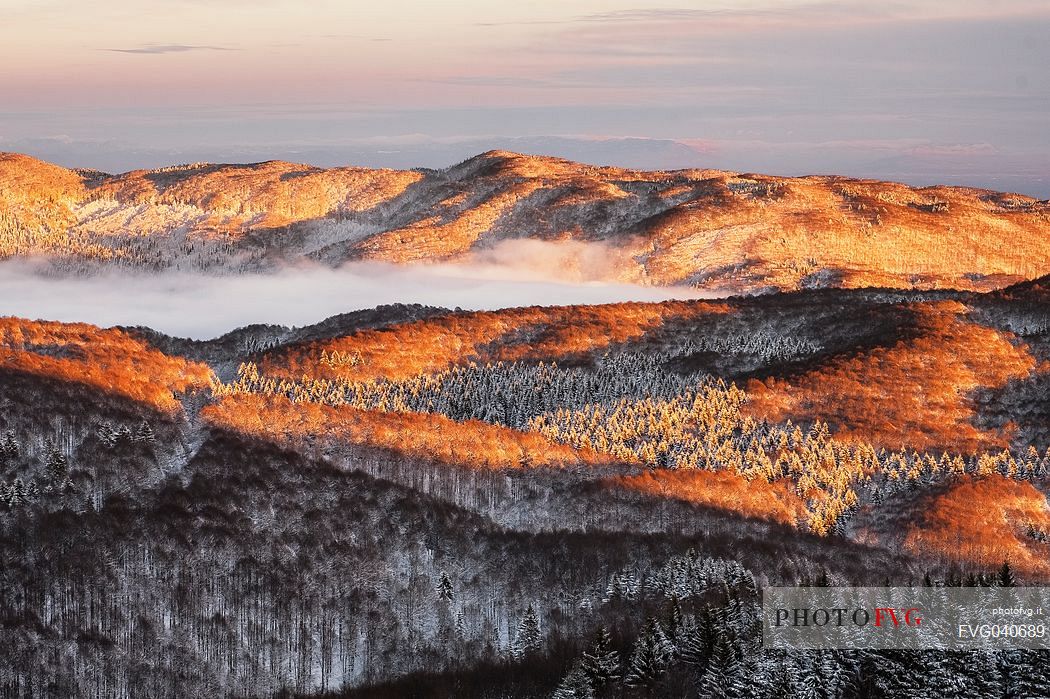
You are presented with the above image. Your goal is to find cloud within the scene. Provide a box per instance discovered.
[462,239,643,284]
[570,1,1050,27]
[424,75,560,88]
[905,143,998,157]
[319,34,391,42]
[105,44,234,55]
[0,255,716,340]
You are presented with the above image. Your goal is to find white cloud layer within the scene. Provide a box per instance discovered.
[0,260,717,340]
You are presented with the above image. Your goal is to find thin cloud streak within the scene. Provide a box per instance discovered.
[105,44,235,55]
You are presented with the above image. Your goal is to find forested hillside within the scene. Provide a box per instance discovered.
[1,281,1049,697]
[2,150,1049,291]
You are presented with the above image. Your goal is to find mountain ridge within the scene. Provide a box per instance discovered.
[1,149,1048,292]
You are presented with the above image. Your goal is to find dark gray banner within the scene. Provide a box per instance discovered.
[763,587,1050,649]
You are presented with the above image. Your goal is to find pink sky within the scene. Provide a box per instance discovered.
[2,0,1048,195]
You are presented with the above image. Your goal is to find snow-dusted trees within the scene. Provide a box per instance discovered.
[699,631,745,699]
[512,605,542,659]
[219,353,1050,541]
[0,431,18,462]
[679,606,716,668]
[135,420,156,444]
[437,571,455,604]
[623,618,674,688]
[550,663,594,699]
[580,626,620,690]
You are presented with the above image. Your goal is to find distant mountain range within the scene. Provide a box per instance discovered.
[2,150,1048,292]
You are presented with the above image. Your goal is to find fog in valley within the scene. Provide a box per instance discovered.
[0,258,716,339]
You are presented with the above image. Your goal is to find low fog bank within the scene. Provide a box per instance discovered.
[0,260,719,339]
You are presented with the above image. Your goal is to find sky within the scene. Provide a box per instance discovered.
[1,0,1048,195]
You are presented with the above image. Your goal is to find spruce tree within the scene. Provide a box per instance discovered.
[1000,649,1050,699]
[0,431,17,462]
[551,663,594,699]
[921,651,977,699]
[512,605,541,659]
[797,656,825,699]
[961,650,1001,699]
[135,420,156,444]
[679,607,716,669]
[454,610,466,639]
[45,444,69,485]
[9,478,28,506]
[699,632,742,699]
[624,619,673,689]
[997,561,1017,587]
[869,651,924,698]
[580,625,620,690]
[96,422,117,448]
[437,571,455,604]
[762,656,796,699]
[665,595,684,647]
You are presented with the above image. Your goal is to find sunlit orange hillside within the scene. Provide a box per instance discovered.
[0,317,214,412]
[745,301,1040,453]
[613,469,805,527]
[851,475,1050,576]
[258,300,728,382]
[91,160,423,229]
[1,150,1048,289]
[203,393,607,471]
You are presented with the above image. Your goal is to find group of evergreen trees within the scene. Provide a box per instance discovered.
[546,557,1050,699]
[219,355,1050,538]
[0,435,74,508]
[96,420,156,448]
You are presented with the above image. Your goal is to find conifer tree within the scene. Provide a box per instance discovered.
[0,431,17,462]
[437,571,455,604]
[762,659,795,699]
[551,663,594,699]
[664,595,684,649]
[997,561,1017,587]
[962,650,1002,699]
[454,611,466,639]
[699,632,743,699]
[679,607,716,669]
[797,656,825,699]
[45,443,69,484]
[1000,649,1050,699]
[580,625,620,690]
[135,420,156,444]
[9,477,28,506]
[512,605,541,659]
[919,651,976,699]
[623,619,673,688]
